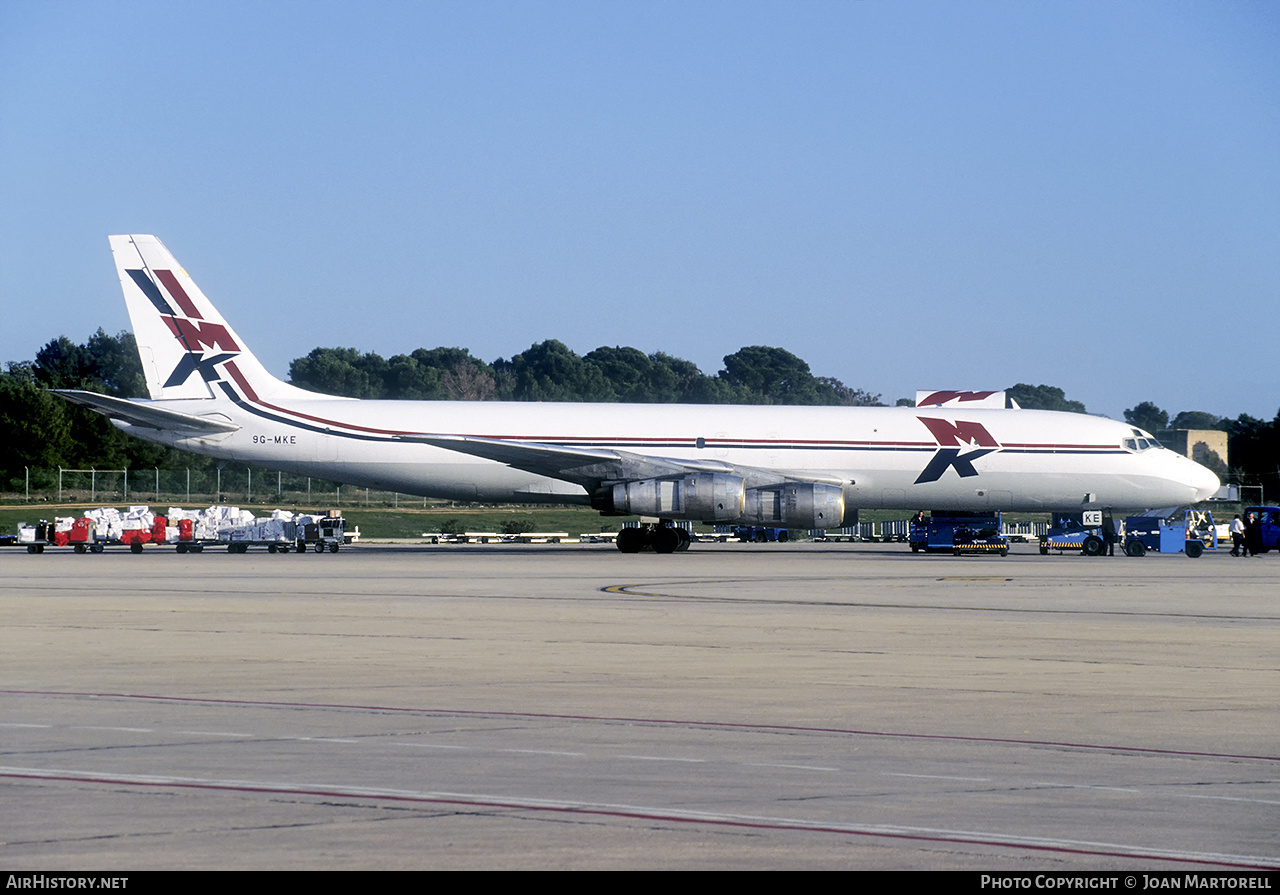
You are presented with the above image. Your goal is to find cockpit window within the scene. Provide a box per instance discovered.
[1127,428,1162,449]
[1131,427,1162,448]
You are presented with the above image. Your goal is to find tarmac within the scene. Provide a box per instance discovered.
[1,541,1277,870]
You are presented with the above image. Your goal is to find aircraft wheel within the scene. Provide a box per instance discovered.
[616,528,646,553]
[675,528,692,552]
[1082,536,1103,557]
[1185,540,1204,559]
[652,527,680,554]
[1125,540,1146,557]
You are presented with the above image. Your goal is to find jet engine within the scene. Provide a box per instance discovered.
[741,482,846,530]
[595,475,846,529]
[596,473,745,521]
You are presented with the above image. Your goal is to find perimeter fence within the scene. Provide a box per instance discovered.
[3,467,431,509]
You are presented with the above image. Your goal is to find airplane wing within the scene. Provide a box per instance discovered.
[53,390,240,434]
[398,434,846,490]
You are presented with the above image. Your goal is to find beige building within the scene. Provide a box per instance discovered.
[1158,428,1228,469]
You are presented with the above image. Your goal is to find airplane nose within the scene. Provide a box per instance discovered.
[1190,461,1220,503]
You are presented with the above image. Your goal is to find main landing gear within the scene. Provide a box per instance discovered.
[616,523,692,554]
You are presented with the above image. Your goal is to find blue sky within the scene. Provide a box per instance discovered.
[2,0,1276,421]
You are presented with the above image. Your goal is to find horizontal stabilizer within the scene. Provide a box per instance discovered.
[53,390,240,434]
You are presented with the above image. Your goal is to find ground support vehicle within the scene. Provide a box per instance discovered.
[299,515,346,553]
[952,525,1010,556]
[10,517,125,553]
[219,514,346,554]
[910,512,1007,556]
[1122,509,1216,558]
[1241,506,1280,553]
[118,515,170,553]
[1039,512,1113,556]
[11,508,346,555]
[170,518,211,553]
[729,525,789,544]
[64,516,110,553]
[14,521,53,553]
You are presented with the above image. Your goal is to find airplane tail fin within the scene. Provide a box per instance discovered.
[110,235,311,403]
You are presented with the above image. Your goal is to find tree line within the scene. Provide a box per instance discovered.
[2,329,1276,498]
[288,341,884,406]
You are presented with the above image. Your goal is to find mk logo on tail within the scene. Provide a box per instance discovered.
[128,268,241,388]
[914,417,1000,484]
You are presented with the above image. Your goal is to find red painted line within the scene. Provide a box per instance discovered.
[223,360,260,403]
[227,366,407,435]
[154,269,203,320]
[5,690,1277,764]
[1000,441,1117,450]
[3,769,1273,868]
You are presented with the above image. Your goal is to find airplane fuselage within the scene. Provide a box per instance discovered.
[115,395,1217,514]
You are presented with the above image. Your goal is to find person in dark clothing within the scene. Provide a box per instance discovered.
[1101,515,1117,556]
[1244,513,1261,557]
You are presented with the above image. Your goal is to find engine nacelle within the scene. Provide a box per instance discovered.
[741,482,846,530]
[597,473,745,521]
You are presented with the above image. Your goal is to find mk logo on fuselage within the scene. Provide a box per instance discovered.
[129,268,241,388]
[916,390,1000,407]
[914,417,1000,484]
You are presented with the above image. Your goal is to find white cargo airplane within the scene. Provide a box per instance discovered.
[55,235,1219,552]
